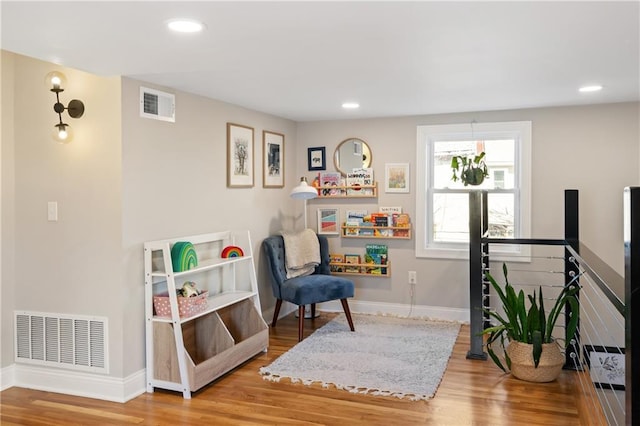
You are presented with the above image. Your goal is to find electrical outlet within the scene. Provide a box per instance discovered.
[408,271,417,284]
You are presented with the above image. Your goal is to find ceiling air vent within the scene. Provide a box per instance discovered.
[140,86,175,122]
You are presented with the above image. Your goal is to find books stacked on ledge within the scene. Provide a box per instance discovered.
[393,213,410,238]
[319,171,343,196]
[346,167,374,195]
[364,244,388,275]
[329,253,344,273]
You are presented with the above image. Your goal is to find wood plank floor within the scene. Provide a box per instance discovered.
[1,312,587,425]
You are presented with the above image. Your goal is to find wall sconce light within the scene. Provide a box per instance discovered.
[45,71,85,143]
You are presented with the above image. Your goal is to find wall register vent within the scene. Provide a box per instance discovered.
[140,86,175,122]
[14,311,109,374]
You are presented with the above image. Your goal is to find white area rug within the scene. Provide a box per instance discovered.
[260,314,461,400]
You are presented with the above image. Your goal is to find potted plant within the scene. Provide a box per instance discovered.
[450,152,489,186]
[482,263,580,382]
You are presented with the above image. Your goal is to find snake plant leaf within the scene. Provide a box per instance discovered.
[538,287,547,342]
[532,330,543,368]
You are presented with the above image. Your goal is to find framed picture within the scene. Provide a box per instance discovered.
[317,208,339,235]
[308,147,326,171]
[263,131,284,188]
[584,345,625,390]
[385,163,410,193]
[227,123,254,188]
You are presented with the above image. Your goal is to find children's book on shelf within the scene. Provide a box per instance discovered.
[329,253,344,273]
[319,171,343,196]
[365,244,388,275]
[344,220,361,236]
[359,222,374,236]
[370,212,389,227]
[346,167,374,195]
[345,210,367,223]
[370,212,392,236]
[393,213,411,237]
[344,254,361,273]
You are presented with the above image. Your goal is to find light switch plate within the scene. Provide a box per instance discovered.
[47,201,58,221]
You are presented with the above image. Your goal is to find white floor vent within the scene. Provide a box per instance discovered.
[14,311,109,374]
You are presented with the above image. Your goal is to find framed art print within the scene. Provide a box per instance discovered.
[385,163,410,193]
[227,123,254,188]
[584,345,625,390]
[317,207,339,235]
[308,147,326,171]
[263,130,284,188]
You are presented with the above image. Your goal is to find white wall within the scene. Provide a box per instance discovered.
[297,102,639,311]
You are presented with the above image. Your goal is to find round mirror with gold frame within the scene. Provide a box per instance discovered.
[333,138,372,176]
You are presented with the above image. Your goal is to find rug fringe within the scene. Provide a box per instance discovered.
[259,373,432,401]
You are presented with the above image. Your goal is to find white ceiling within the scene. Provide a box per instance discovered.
[2,1,639,122]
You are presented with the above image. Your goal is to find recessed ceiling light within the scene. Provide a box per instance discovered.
[167,19,206,33]
[342,102,360,109]
[579,85,603,93]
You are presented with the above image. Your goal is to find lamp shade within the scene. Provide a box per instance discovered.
[290,177,318,200]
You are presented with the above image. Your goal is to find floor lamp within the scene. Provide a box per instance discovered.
[290,176,318,229]
[290,176,319,318]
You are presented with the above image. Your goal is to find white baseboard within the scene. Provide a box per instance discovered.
[318,299,470,323]
[7,364,146,403]
[1,364,16,391]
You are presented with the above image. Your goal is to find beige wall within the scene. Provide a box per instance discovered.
[120,77,298,376]
[1,51,122,371]
[297,102,640,310]
[2,48,638,395]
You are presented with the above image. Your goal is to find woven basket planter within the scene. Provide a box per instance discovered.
[506,341,565,382]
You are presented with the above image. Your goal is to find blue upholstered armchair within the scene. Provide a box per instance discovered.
[263,234,355,341]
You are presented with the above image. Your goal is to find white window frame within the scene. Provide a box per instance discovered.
[415,121,531,260]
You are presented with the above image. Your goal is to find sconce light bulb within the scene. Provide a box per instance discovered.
[53,123,73,144]
[44,71,67,92]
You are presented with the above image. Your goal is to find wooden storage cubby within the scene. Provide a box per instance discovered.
[152,299,268,392]
[144,230,268,399]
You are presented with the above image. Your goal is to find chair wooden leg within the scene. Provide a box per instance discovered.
[271,299,282,327]
[298,305,306,341]
[340,299,355,332]
[311,303,316,319]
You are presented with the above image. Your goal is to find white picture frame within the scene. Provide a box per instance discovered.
[385,163,409,193]
[317,208,340,235]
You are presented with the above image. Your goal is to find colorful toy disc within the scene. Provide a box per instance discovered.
[221,245,244,258]
[171,242,198,272]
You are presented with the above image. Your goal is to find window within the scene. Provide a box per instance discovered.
[416,121,531,259]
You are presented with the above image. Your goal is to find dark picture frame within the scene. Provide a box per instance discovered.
[308,147,326,171]
[584,345,625,390]
[263,130,284,188]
